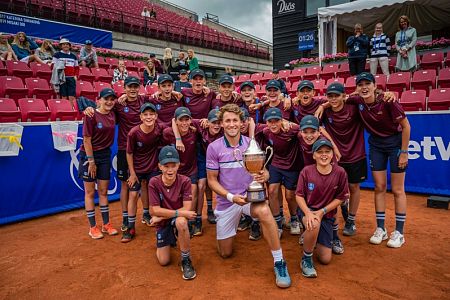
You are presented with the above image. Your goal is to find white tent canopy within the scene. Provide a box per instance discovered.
[317,0,450,61]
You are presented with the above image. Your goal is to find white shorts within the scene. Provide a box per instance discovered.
[215,203,251,240]
[20,56,30,63]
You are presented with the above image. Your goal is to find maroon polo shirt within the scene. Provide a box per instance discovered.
[211,96,243,110]
[322,104,365,163]
[181,88,217,119]
[148,174,192,229]
[262,124,303,171]
[262,101,293,122]
[148,95,182,127]
[346,95,406,137]
[114,95,147,150]
[293,97,327,124]
[241,99,263,124]
[298,133,326,167]
[126,123,165,174]
[162,127,198,177]
[81,110,115,152]
[191,119,223,154]
[296,164,349,218]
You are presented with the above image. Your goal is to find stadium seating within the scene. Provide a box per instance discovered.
[400,90,426,111]
[0,98,21,122]
[255,85,265,98]
[321,64,339,81]
[250,73,263,84]
[47,99,77,121]
[336,63,350,80]
[76,81,97,99]
[345,76,357,94]
[374,74,387,90]
[0,61,7,76]
[93,82,112,95]
[446,52,450,67]
[388,57,397,73]
[311,79,325,95]
[6,61,33,80]
[278,70,291,80]
[235,74,251,85]
[25,78,54,99]
[30,62,52,82]
[303,66,321,80]
[260,72,273,85]
[386,72,411,97]
[326,77,344,87]
[0,76,28,102]
[288,68,306,83]
[411,69,436,96]
[428,88,450,110]
[420,52,444,71]
[91,68,113,83]
[78,67,95,83]
[18,98,51,122]
[112,82,125,96]
[437,68,450,88]
[124,60,138,72]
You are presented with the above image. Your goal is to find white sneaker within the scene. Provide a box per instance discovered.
[369,227,388,245]
[298,233,304,245]
[387,230,405,248]
[290,219,301,235]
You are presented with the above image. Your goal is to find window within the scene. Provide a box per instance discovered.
[306,0,326,16]
[329,0,349,6]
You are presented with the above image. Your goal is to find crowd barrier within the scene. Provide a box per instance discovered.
[0,112,448,225]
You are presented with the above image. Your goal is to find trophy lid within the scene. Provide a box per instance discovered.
[244,138,264,155]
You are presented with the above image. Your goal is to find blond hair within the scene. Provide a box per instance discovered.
[163,47,172,60]
[218,104,244,122]
[12,32,30,50]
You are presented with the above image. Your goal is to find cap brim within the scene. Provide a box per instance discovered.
[298,85,314,91]
[326,89,343,95]
[264,115,282,122]
[220,80,233,85]
[102,92,117,99]
[356,78,374,84]
[125,82,140,86]
[266,86,280,90]
[313,144,333,152]
[208,117,219,122]
[176,113,191,119]
[301,125,319,130]
[158,79,173,84]
[159,158,180,165]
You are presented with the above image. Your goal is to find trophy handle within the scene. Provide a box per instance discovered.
[263,146,273,170]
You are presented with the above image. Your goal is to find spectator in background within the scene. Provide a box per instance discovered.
[187,49,199,71]
[111,59,129,84]
[79,40,99,68]
[150,53,163,74]
[271,69,288,97]
[11,31,44,63]
[141,7,151,18]
[346,24,369,75]
[35,39,55,65]
[174,69,192,92]
[176,51,188,72]
[150,6,157,19]
[143,59,156,86]
[163,47,178,79]
[0,33,17,61]
[225,66,233,75]
[395,15,417,72]
[52,38,78,104]
[369,23,391,76]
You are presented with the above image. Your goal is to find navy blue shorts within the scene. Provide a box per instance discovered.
[268,165,299,190]
[116,150,129,181]
[317,218,334,249]
[60,77,76,97]
[368,133,406,173]
[156,218,177,248]
[197,151,207,180]
[78,148,111,182]
[190,173,199,184]
[129,171,160,191]
[339,157,368,184]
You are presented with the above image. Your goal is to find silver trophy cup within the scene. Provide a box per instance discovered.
[234,138,273,202]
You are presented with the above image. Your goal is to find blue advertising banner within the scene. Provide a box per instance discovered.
[0,123,120,225]
[0,12,113,48]
[361,112,450,196]
[298,31,315,51]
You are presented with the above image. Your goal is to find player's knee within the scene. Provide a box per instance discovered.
[254,204,272,221]
[391,185,405,198]
[318,253,332,265]
[97,186,108,197]
[158,257,171,266]
[176,217,188,230]
[219,249,233,259]
[374,182,387,193]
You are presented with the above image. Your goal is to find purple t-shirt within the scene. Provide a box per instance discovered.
[293,97,327,124]
[148,95,182,127]
[322,104,365,163]
[346,95,406,137]
[206,135,253,211]
[162,127,198,177]
[126,123,164,174]
[148,174,192,229]
[81,110,115,151]
[181,88,217,119]
[114,96,147,150]
[296,164,349,219]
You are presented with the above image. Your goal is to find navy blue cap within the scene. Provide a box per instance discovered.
[219,74,234,85]
[263,107,282,121]
[189,69,205,80]
[99,88,117,99]
[300,115,319,130]
[140,102,157,113]
[272,68,279,74]
[356,72,375,84]
[180,69,187,74]
[266,80,281,90]
[326,82,345,95]
[124,76,140,86]
[158,74,173,85]
[174,107,191,119]
[312,139,333,153]
[149,53,156,58]
[208,108,219,122]
[298,80,315,91]
[240,81,255,90]
[159,145,180,165]
[85,40,92,45]
[240,107,249,120]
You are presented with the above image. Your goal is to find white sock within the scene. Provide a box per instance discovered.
[271,249,283,263]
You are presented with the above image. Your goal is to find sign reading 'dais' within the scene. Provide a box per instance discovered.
[276,0,296,15]
[0,12,112,48]
[298,31,315,51]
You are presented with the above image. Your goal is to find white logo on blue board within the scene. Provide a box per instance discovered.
[137,141,143,147]
[124,106,129,113]
[359,104,364,111]
[97,122,103,129]
[328,117,333,124]
[308,183,315,191]
[156,104,161,110]
[185,97,191,104]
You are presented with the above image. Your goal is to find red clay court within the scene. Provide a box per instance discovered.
[0,190,449,299]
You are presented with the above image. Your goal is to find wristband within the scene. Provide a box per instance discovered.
[322,207,327,214]
[398,149,408,156]
[175,210,178,218]
[86,155,94,159]
[226,193,234,203]
[175,138,182,141]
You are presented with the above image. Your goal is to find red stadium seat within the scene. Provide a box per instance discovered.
[113,82,125,96]
[287,68,306,83]
[134,61,146,71]
[411,69,436,96]
[0,76,28,102]
[18,98,50,122]
[78,67,95,83]
[278,70,291,80]
[91,68,113,83]
[25,78,54,99]
[345,76,357,94]
[145,84,158,96]
[97,56,110,69]
[446,52,450,68]
[47,99,77,121]
[235,74,251,84]
[336,63,350,80]
[105,57,119,69]
[326,77,344,87]
[6,61,32,80]
[93,82,112,95]
[321,64,339,81]
[374,74,387,90]
[420,52,444,71]
[124,60,138,72]
[303,66,321,80]
[249,73,263,84]
[0,98,21,122]
[260,72,273,85]
[311,79,325,95]
[428,88,450,111]
[29,62,52,82]
[76,81,97,100]
[128,71,141,82]
[255,84,265,98]
[400,90,426,111]
[386,72,411,97]
[0,61,7,76]
[438,68,450,88]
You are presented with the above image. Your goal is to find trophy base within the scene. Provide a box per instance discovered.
[246,188,267,203]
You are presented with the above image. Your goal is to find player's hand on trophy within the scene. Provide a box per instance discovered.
[254,170,269,184]
[233,194,248,206]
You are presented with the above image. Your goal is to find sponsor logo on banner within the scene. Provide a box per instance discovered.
[277,0,296,15]
[408,136,450,161]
